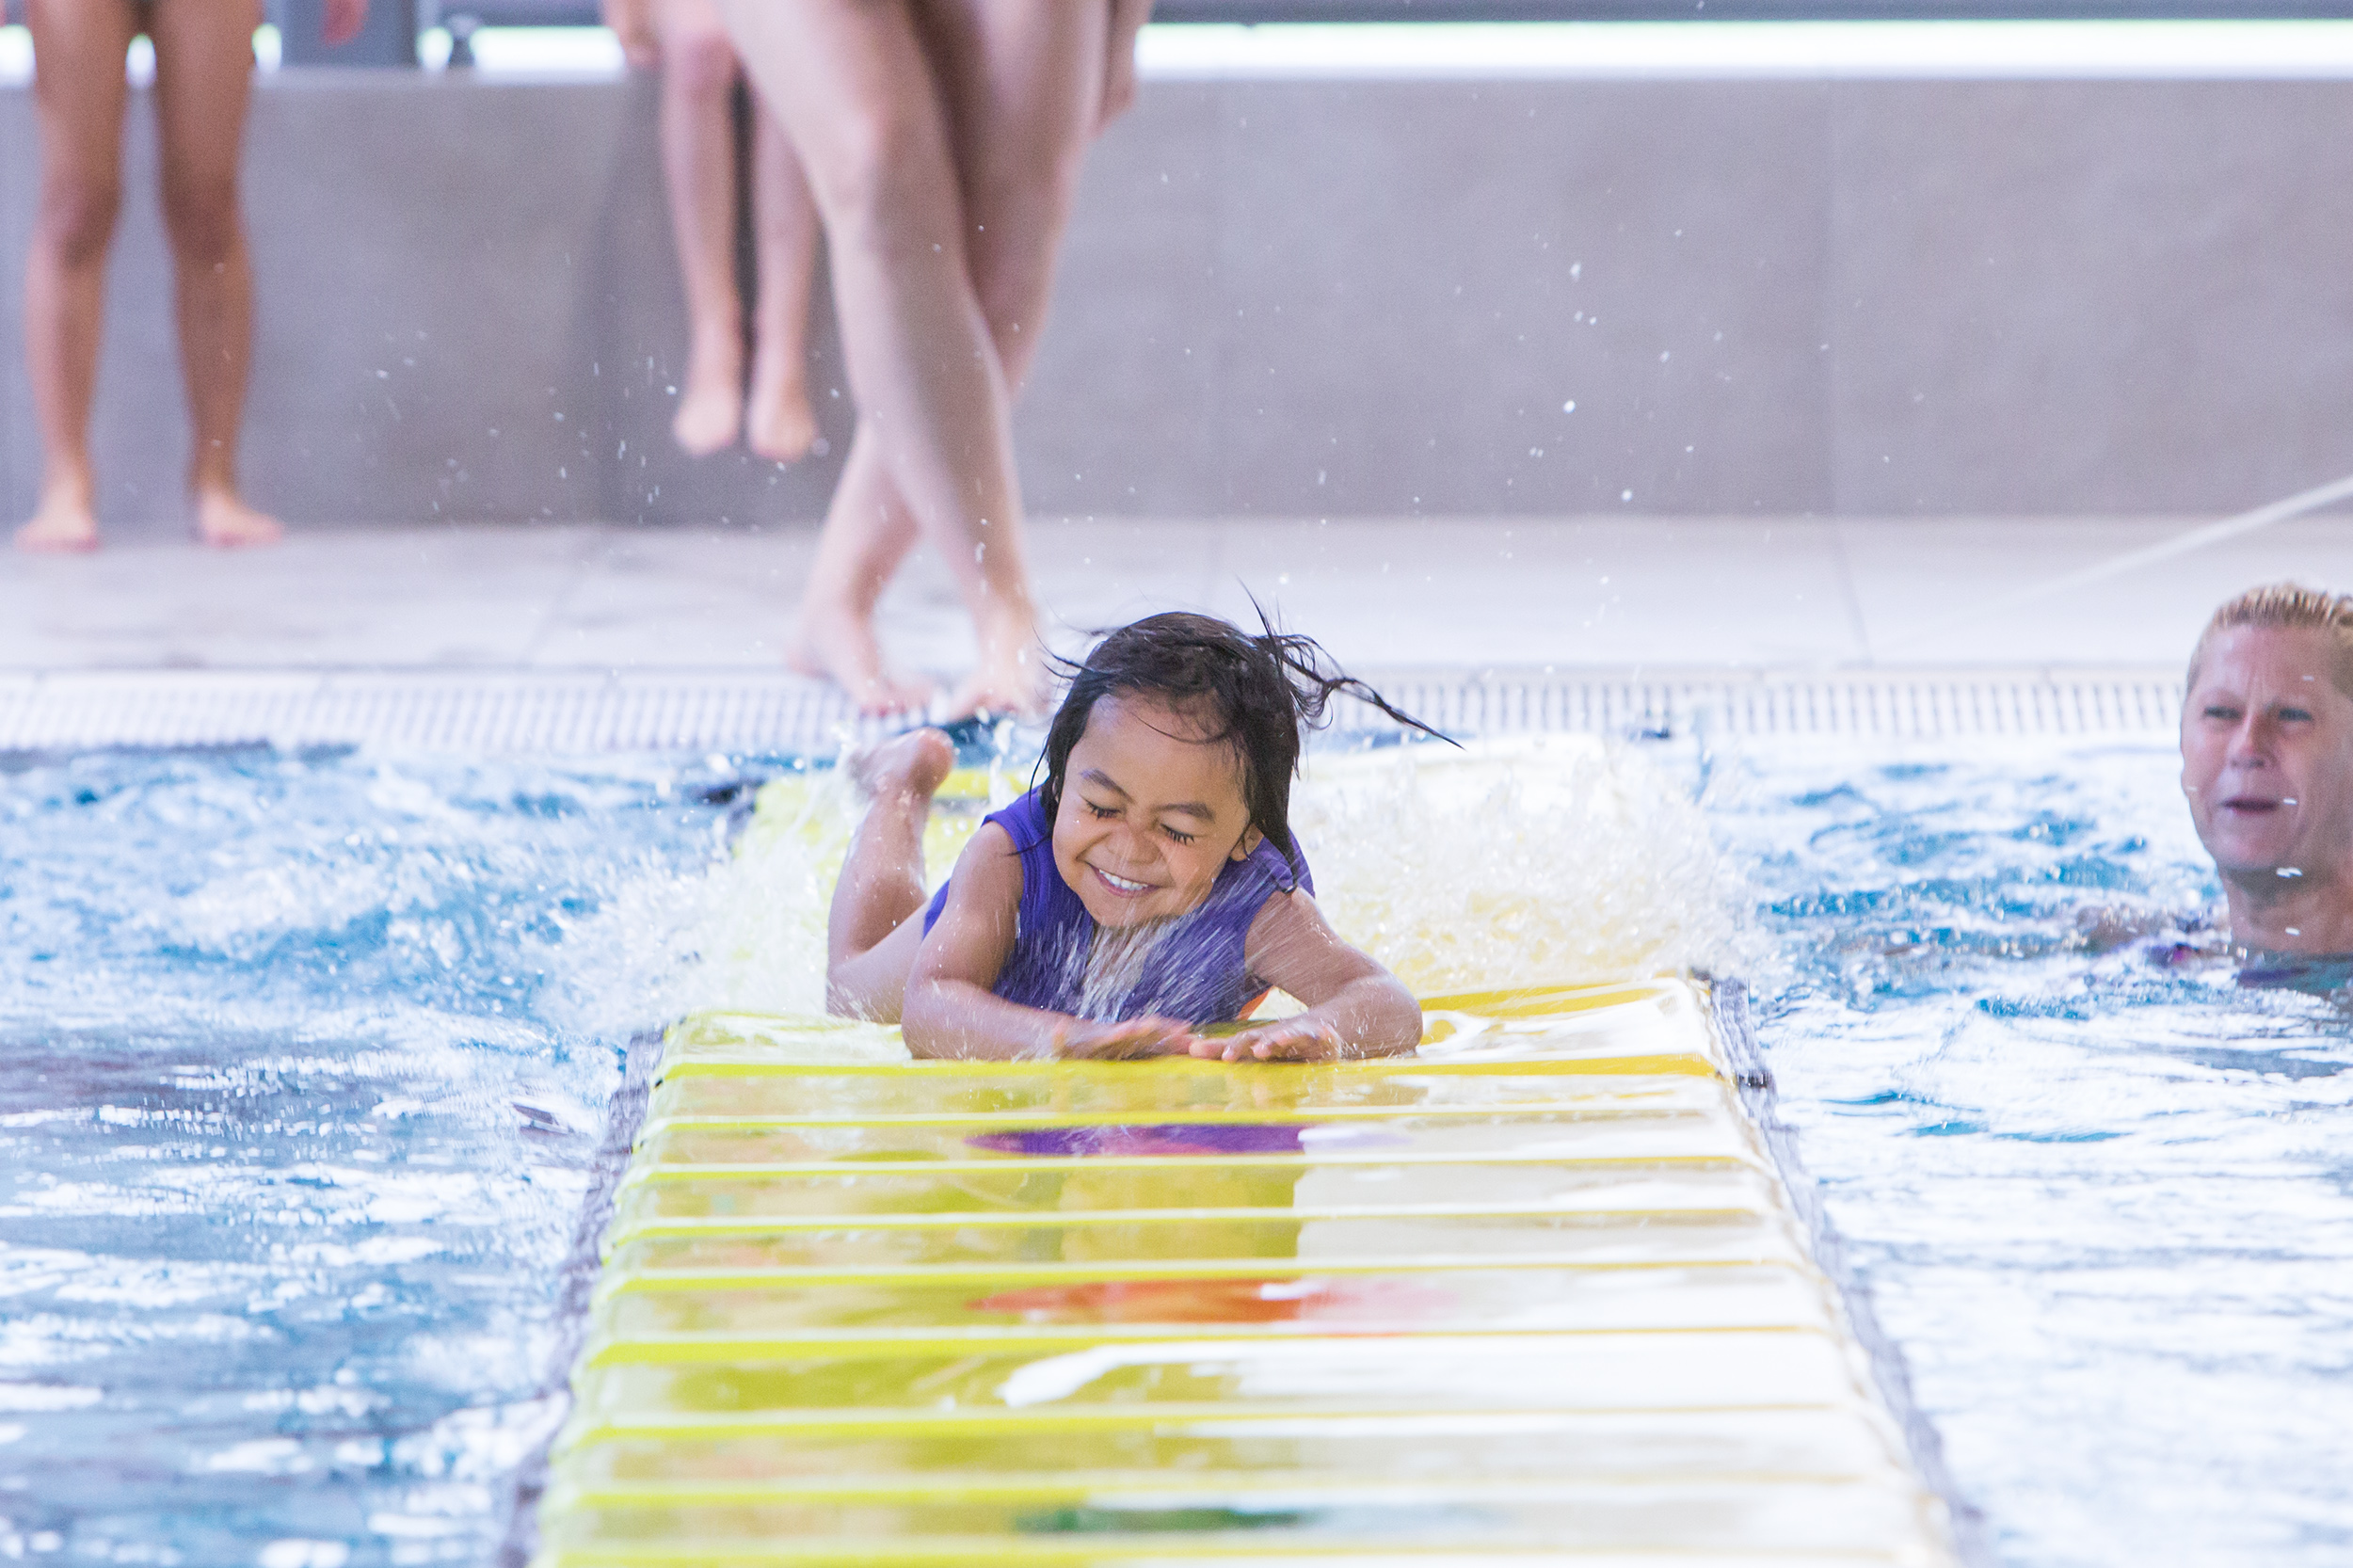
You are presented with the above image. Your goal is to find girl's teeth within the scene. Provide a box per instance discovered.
[1100,869,1146,891]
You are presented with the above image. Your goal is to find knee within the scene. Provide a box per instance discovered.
[37,173,120,268]
[806,100,946,257]
[663,25,739,99]
[160,174,242,265]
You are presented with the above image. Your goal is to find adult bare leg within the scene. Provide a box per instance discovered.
[657,0,746,456]
[148,0,277,548]
[16,0,137,552]
[788,421,930,712]
[794,0,1107,699]
[712,0,1039,718]
[915,0,1107,401]
[825,728,956,1019]
[744,100,822,463]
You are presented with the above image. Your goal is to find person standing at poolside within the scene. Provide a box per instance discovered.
[712,0,1153,718]
[2180,583,2353,955]
[14,0,364,552]
[605,0,824,462]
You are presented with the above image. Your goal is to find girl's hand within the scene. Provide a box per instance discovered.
[1052,1015,1196,1061]
[1190,1016,1345,1063]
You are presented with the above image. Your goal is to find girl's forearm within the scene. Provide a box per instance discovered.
[1299,976,1423,1058]
[902,979,1064,1060]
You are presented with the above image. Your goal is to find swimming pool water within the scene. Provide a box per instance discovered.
[1716,736,2353,1568]
[6,735,2348,1567]
[0,749,736,1568]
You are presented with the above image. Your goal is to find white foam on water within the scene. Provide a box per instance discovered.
[677,737,1753,1017]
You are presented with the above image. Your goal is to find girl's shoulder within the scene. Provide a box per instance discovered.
[985,787,1053,852]
[922,816,1026,935]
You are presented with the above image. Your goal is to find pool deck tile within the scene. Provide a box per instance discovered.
[3,514,2345,676]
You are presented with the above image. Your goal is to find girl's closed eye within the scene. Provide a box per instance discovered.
[1085,801,1120,820]
[1162,824,1197,845]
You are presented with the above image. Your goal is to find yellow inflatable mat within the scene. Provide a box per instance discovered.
[536,980,1958,1566]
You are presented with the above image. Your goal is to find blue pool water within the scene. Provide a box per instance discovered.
[4,735,2348,1567]
[0,749,738,1568]
[1716,736,2353,1568]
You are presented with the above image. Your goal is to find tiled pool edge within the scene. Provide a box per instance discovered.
[496,1028,665,1568]
[0,665,2184,752]
[1714,978,1998,1568]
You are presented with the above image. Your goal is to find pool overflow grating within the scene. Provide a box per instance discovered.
[0,666,2183,752]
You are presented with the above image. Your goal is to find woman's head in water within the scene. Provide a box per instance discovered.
[2182,584,2353,940]
[1037,611,1441,928]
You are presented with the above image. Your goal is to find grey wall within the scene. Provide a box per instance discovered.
[4,71,2352,536]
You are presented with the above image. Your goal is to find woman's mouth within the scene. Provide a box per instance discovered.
[2221,796,2283,815]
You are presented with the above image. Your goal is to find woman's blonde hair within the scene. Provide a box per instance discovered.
[2187,583,2353,696]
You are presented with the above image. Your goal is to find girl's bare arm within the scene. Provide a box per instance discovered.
[1203,891,1422,1062]
[902,824,1193,1061]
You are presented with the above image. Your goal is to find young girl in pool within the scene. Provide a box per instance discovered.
[827,612,1443,1061]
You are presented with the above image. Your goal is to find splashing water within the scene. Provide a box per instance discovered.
[678,735,1751,1018]
[0,749,733,1568]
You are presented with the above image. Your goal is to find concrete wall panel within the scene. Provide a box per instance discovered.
[1828,80,2353,516]
[3,71,2351,534]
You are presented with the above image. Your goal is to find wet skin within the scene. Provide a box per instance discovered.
[1051,693,1262,929]
[2181,625,2353,952]
[900,695,1421,1061]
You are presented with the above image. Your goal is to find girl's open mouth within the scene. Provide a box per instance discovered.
[1090,864,1155,896]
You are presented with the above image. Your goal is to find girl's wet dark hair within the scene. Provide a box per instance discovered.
[1037,609,1450,863]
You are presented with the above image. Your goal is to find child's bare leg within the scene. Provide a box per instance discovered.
[149,0,277,548]
[657,0,745,457]
[744,98,820,463]
[17,0,136,553]
[825,728,955,1019]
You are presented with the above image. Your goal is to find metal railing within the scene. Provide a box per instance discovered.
[264,0,2353,69]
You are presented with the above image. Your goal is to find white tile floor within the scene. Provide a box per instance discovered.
[5,514,2349,677]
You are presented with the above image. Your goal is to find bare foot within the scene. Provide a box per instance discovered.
[195,488,283,550]
[15,479,100,553]
[673,332,743,457]
[944,611,1048,721]
[848,727,956,807]
[745,360,818,464]
[789,597,934,716]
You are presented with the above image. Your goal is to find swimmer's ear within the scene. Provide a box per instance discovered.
[1232,826,1263,863]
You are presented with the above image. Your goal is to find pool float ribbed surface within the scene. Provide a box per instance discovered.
[534,974,1958,1565]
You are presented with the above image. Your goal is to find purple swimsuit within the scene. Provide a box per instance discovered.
[922,788,1312,1024]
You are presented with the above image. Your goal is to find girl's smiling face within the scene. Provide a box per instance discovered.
[1051,693,1263,928]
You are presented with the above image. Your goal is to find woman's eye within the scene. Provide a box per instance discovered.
[2203,706,2239,721]
[2279,707,2314,724]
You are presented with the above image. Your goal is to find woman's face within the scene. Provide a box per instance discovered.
[1052,693,1262,929]
[2181,625,2353,881]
